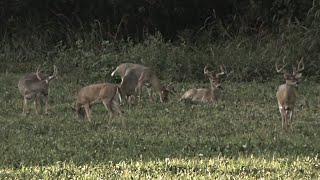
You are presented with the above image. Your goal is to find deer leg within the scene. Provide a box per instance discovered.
[159,92,164,103]
[146,87,154,102]
[127,95,136,105]
[136,79,147,102]
[34,96,40,115]
[44,95,50,115]
[112,100,122,116]
[75,103,84,119]
[113,100,125,126]
[84,104,91,121]
[103,99,114,118]
[289,110,294,131]
[284,110,291,131]
[136,86,142,102]
[127,95,132,104]
[279,107,285,130]
[22,97,29,115]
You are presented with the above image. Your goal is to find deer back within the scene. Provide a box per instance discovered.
[113,63,147,79]
[185,88,217,103]
[18,72,49,97]
[76,83,119,105]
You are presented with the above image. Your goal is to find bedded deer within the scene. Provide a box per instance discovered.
[75,83,122,121]
[276,58,304,131]
[18,65,58,115]
[112,63,173,103]
[180,65,226,103]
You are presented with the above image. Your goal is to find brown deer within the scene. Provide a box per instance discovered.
[119,68,139,104]
[75,83,122,121]
[276,58,304,131]
[18,65,58,115]
[180,65,226,103]
[111,63,147,83]
[135,67,174,103]
[112,63,173,103]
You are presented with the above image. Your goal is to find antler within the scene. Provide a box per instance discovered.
[275,59,287,73]
[47,65,58,81]
[216,64,226,77]
[204,65,210,76]
[36,65,42,80]
[296,57,304,73]
[53,65,58,76]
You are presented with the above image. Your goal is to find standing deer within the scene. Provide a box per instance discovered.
[75,83,122,121]
[276,58,304,131]
[18,65,58,115]
[119,68,139,104]
[111,63,146,83]
[111,63,149,103]
[135,67,174,103]
[112,63,173,103]
[180,65,226,103]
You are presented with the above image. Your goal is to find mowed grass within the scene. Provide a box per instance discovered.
[0,73,319,179]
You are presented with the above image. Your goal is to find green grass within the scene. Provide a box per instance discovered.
[0,73,320,179]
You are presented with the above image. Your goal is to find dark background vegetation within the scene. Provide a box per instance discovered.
[0,0,319,82]
[1,2,320,177]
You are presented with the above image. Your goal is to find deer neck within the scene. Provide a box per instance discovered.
[284,81,298,89]
[281,83,298,98]
[209,82,217,91]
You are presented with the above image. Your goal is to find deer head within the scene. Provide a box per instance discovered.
[204,64,226,89]
[160,82,176,102]
[276,58,304,86]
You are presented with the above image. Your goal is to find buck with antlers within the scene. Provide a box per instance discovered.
[180,65,226,103]
[111,63,173,103]
[275,58,304,131]
[75,83,122,121]
[18,65,58,115]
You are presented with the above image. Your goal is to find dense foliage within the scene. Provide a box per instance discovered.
[0,0,314,40]
[0,0,319,81]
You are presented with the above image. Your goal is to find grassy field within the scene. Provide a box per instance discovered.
[0,73,320,179]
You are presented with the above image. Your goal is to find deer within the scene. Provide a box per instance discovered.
[275,58,304,131]
[111,63,147,83]
[135,67,174,103]
[18,65,58,115]
[180,65,226,104]
[111,63,173,103]
[119,68,139,104]
[75,82,122,121]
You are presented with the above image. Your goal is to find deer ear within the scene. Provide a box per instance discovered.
[295,73,302,79]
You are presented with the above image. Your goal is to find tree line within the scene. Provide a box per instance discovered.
[0,0,313,42]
